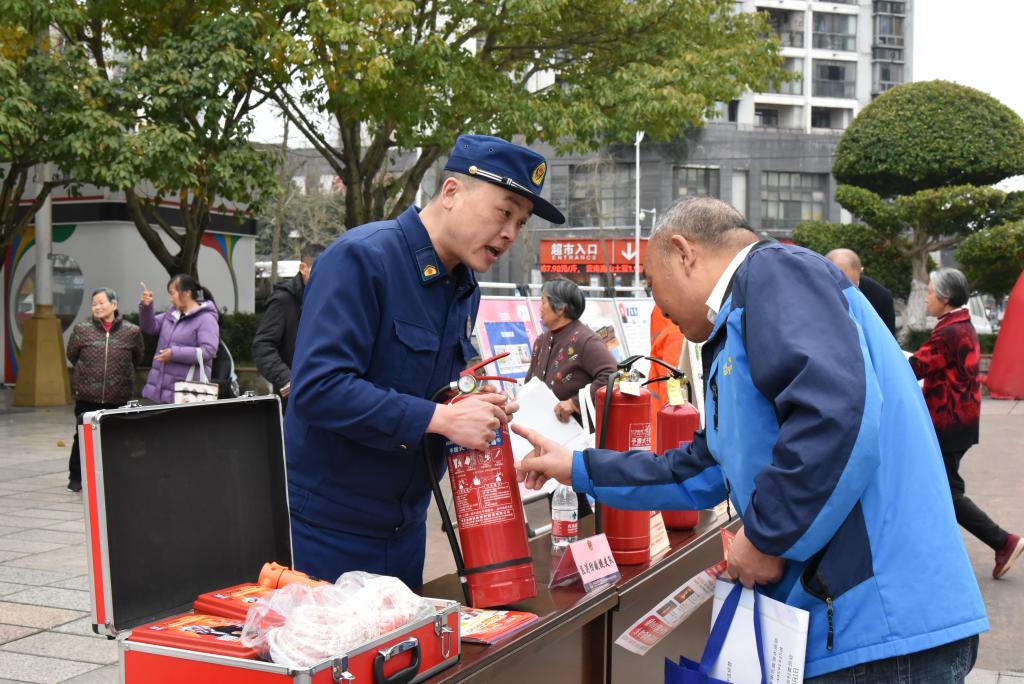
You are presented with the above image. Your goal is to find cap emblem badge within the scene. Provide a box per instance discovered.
[532,162,546,186]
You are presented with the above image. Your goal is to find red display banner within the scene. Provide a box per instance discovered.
[539,238,648,273]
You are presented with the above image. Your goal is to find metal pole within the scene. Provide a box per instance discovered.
[633,133,641,288]
[35,163,53,308]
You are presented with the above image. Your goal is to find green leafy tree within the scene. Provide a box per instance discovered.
[792,220,913,299]
[267,0,790,227]
[61,3,281,284]
[957,221,1024,298]
[832,81,1024,330]
[256,186,346,261]
[0,0,122,251]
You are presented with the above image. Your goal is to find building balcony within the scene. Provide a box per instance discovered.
[812,79,856,99]
[764,8,805,48]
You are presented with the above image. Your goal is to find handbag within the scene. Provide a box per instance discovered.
[174,348,220,404]
[664,582,766,684]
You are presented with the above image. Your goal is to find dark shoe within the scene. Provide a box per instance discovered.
[67,480,82,493]
[994,533,1024,579]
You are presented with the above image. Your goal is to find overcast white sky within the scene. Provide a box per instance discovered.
[914,0,1024,190]
[913,0,1024,118]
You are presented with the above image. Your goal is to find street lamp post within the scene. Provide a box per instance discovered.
[634,131,645,288]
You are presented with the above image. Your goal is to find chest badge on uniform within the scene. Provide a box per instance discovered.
[423,264,438,278]
[723,357,734,376]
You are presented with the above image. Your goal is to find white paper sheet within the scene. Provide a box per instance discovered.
[709,580,809,684]
[509,378,588,494]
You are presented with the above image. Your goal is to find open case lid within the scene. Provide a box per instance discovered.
[82,396,292,636]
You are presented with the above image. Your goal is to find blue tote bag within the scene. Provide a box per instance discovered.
[664,582,767,684]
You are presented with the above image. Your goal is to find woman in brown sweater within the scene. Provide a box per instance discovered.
[525,278,616,426]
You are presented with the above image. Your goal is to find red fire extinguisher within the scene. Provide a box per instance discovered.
[427,353,537,608]
[654,375,701,531]
[595,362,652,566]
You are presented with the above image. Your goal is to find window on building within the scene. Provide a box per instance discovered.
[673,166,720,199]
[728,100,739,122]
[872,62,904,93]
[872,46,903,61]
[812,60,856,98]
[811,107,849,129]
[767,58,804,95]
[873,1,905,16]
[760,172,827,230]
[813,13,857,52]
[764,8,804,48]
[566,162,636,227]
[754,107,780,128]
[874,14,904,46]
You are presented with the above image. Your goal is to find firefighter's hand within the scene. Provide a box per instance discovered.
[428,396,508,452]
[511,423,573,490]
[477,386,519,421]
[726,526,785,588]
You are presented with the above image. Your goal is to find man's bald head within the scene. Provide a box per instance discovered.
[826,248,863,287]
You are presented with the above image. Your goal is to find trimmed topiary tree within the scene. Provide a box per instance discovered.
[957,220,1024,299]
[832,81,1024,330]
[793,220,913,300]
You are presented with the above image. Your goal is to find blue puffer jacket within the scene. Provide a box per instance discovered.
[573,243,987,677]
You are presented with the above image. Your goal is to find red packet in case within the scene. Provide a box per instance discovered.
[128,613,260,660]
[194,583,275,622]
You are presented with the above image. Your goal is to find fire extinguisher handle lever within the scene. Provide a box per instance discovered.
[464,351,510,375]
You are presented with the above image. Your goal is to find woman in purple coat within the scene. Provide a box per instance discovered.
[139,274,221,404]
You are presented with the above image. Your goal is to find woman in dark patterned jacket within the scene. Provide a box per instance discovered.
[911,268,1022,579]
[65,287,144,492]
[525,278,617,426]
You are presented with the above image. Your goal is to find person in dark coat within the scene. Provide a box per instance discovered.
[827,248,897,335]
[252,243,325,406]
[65,287,144,491]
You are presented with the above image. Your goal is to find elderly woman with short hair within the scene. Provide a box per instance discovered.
[525,278,616,424]
[911,267,1022,579]
[65,287,144,492]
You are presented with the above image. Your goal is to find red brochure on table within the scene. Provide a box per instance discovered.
[459,607,540,644]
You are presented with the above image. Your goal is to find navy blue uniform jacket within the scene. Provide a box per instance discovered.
[284,206,480,539]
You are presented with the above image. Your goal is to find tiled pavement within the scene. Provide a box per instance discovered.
[0,391,1021,683]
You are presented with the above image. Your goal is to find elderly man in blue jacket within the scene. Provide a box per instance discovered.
[515,196,987,681]
[285,135,565,589]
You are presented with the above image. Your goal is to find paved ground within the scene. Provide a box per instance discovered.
[0,389,1020,683]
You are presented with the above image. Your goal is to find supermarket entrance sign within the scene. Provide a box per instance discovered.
[539,239,648,274]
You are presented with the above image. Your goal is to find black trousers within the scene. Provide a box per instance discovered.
[68,400,120,484]
[942,448,1007,552]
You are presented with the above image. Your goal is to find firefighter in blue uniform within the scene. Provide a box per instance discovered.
[285,135,566,588]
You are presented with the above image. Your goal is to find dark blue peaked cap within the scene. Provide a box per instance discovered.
[444,134,566,224]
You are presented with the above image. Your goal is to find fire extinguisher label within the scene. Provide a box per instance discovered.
[629,422,652,450]
[448,434,516,531]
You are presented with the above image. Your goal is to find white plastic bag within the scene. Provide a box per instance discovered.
[240,571,435,668]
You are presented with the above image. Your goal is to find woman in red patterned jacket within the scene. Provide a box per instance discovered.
[911,268,1022,579]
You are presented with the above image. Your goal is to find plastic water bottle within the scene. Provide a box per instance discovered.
[551,484,579,549]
